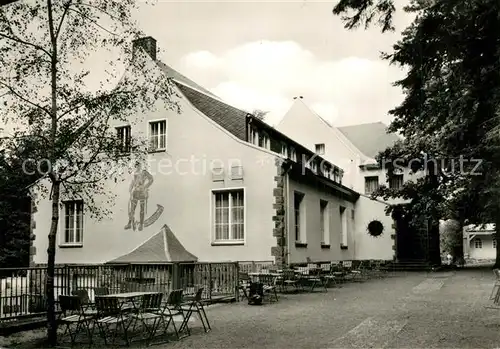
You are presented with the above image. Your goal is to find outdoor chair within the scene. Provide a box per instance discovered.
[331,261,345,284]
[58,295,95,347]
[129,292,164,345]
[179,287,211,333]
[280,269,299,293]
[94,296,131,347]
[72,289,97,316]
[259,274,279,302]
[238,272,251,301]
[341,261,357,282]
[307,263,318,270]
[349,261,367,281]
[94,287,109,296]
[158,289,188,340]
[297,267,322,292]
[320,263,339,287]
[305,267,327,292]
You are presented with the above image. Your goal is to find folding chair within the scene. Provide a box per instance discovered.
[179,288,211,333]
[342,261,357,282]
[280,269,299,293]
[72,289,97,316]
[94,287,109,296]
[158,289,188,340]
[129,292,164,345]
[350,261,366,281]
[58,295,95,347]
[331,261,345,284]
[238,272,251,301]
[259,275,279,302]
[94,296,130,347]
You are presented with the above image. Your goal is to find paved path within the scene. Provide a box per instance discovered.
[164,267,500,349]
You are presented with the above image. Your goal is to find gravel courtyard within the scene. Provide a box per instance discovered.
[167,267,500,349]
[3,266,500,348]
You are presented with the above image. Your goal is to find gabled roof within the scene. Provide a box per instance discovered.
[276,99,368,161]
[465,223,495,232]
[337,122,401,159]
[175,82,248,140]
[106,224,198,264]
[175,82,347,178]
[156,61,219,99]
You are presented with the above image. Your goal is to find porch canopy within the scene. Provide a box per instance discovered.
[106,224,198,264]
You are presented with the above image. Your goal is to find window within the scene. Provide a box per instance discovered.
[494,239,497,248]
[280,142,288,158]
[315,143,325,155]
[294,192,305,242]
[116,125,131,153]
[213,189,244,243]
[340,206,347,246]
[389,174,404,190]
[365,176,379,195]
[248,127,258,145]
[474,238,482,249]
[258,132,270,149]
[320,200,329,245]
[63,201,84,245]
[149,120,167,151]
[290,147,297,161]
[334,168,340,183]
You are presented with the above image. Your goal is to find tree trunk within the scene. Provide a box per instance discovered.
[494,215,500,269]
[46,181,60,346]
[46,0,59,345]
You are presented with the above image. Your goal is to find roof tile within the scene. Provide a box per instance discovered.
[337,122,401,158]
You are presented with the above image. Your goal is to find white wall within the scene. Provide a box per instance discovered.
[32,52,278,265]
[353,196,395,260]
[468,236,495,260]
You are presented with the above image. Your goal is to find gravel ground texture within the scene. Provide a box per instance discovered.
[2,266,500,348]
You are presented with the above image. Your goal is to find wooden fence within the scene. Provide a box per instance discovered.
[0,261,241,322]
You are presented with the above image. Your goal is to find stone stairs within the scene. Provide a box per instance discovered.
[383,259,436,271]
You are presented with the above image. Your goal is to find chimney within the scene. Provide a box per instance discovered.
[132,36,157,61]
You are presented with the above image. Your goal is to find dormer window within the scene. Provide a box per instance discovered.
[258,131,270,149]
[333,168,340,183]
[280,142,288,157]
[248,127,258,145]
[290,147,297,161]
[315,143,325,155]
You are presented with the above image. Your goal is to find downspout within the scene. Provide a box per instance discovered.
[282,161,293,267]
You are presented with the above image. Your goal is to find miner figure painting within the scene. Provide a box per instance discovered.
[125,160,154,231]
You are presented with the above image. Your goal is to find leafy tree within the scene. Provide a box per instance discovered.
[252,109,269,121]
[0,0,179,345]
[333,0,500,266]
[439,219,463,264]
[0,136,42,272]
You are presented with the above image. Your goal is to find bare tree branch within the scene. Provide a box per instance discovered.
[67,7,118,36]
[0,33,52,57]
[0,81,52,116]
[55,0,72,40]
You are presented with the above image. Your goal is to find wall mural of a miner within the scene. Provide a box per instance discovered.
[125,160,164,231]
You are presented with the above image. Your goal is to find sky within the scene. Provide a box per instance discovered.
[1,0,415,136]
[134,0,415,127]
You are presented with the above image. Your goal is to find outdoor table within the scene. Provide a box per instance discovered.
[98,291,163,345]
[248,272,281,282]
[99,291,161,312]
